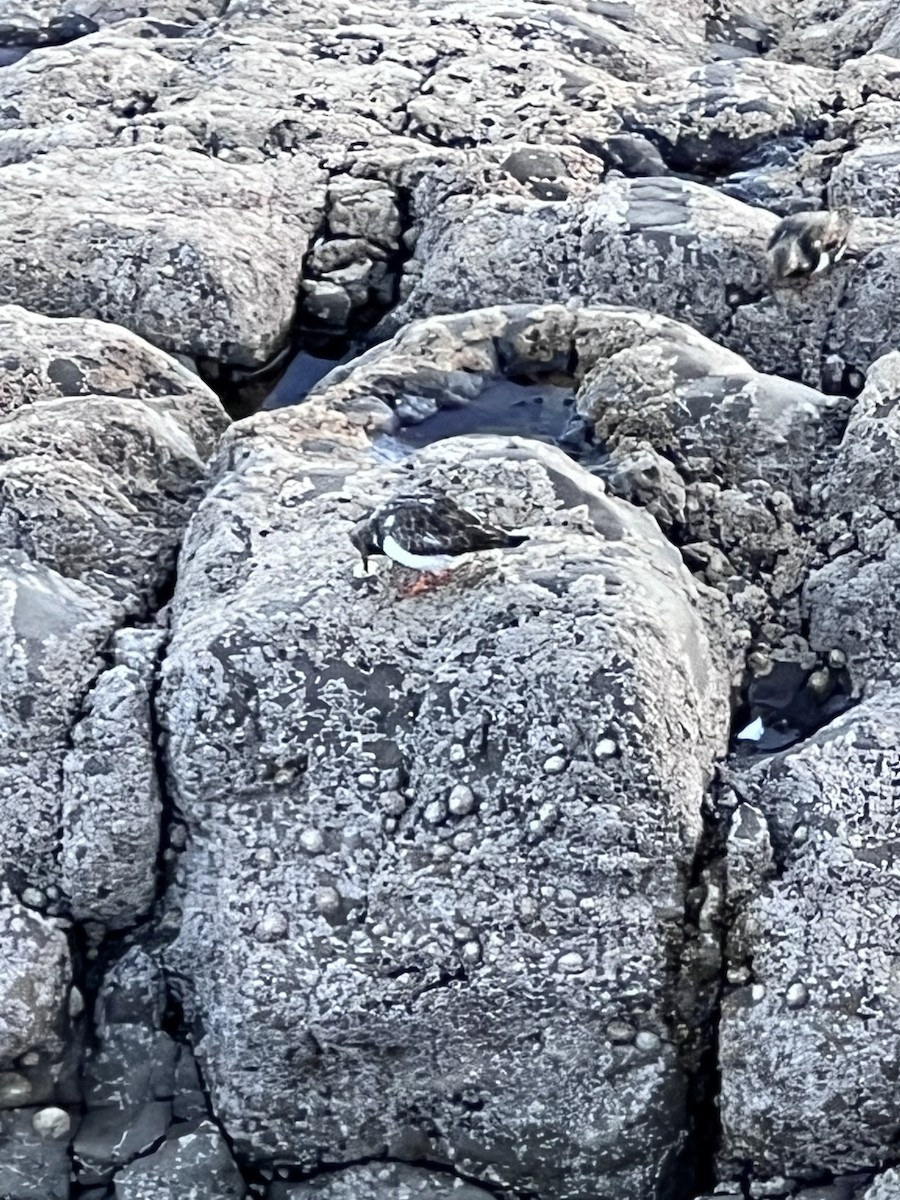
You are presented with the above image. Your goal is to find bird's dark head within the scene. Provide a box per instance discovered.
[349,517,380,571]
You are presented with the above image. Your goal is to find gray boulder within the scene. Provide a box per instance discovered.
[158,306,733,1197]
[0,145,326,365]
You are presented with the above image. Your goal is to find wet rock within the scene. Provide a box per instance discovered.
[113,1119,245,1199]
[0,1105,72,1200]
[268,1163,494,1200]
[720,689,900,1180]
[76,947,210,1184]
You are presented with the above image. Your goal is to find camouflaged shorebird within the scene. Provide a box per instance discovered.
[349,493,528,594]
[766,209,851,285]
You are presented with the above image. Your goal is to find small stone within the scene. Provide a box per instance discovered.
[785,981,809,1010]
[300,828,325,854]
[255,847,275,867]
[32,1107,70,1139]
[727,965,751,985]
[358,772,377,789]
[431,844,452,862]
[558,951,584,974]
[449,743,467,763]
[168,824,187,850]
[594,737,618,758]
[273,766,296,786]
[68,986,85,1018]
[827,648,847,670]
[19,1052,40,1067]
[452,831,476,851]
[807,668,833,699]
[751,983,766,1002]
[20,887,45,908]
[424,800,447,825]
[607,1020,635,1044]
[543,755,567,774]
[448,784,475,816]
[461,941,482,965]
[747,650,772,675]
[256,911,289,941]
[792,825,808,845]
[380,791,406,816]
[453,925,474,942]
[316,886,342,916]
[635,1030,660,1052]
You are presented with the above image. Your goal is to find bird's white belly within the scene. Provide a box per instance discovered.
[382,534,455,571]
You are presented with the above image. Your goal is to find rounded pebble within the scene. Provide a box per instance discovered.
[68,987,85,1018]
[316,886,342,916]
[32,1108,70,1140]
[594,737,618,758]
[273,766,296,786]
[424,799,447,825]
[358,772,377,789]
[20,888,44,909]
[448,784,476,816]
[827,648,847,670]
[449,743,467,763]
[607,1020,635,1044]
[751,983,766,1002]
[635,1030,660,1052]
[558,951,584,974]
[785,981,809,1010]
[300,829,325,854]
[380,791,406,817]
[256,911,289,941]
[543,755,567,775]
[461,941,482,965]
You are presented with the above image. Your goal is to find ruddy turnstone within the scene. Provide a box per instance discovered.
[350,493,528,594]
[766,209,851,285]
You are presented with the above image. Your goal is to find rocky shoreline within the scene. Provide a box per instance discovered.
[3,1,900,1198]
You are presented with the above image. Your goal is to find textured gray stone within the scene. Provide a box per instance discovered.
[158,303,733,1198]
[720,689,900,1180]
[0,887,71,1067]
[806,351,900,683]
[61,628,163,928]
[0,146,326,365]
[268,1163,495,1200]
[113,1120,245,1199]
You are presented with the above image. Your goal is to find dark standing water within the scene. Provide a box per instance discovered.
[261,352,343,410]
[378,376,588,455]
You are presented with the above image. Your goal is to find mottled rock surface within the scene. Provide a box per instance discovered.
[159,389,731,1196]
[4,0,900,1194]
[720,690,900,1179]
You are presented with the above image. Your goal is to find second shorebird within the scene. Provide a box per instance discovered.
[766,209,851,285]
[350,493,528,595]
